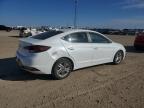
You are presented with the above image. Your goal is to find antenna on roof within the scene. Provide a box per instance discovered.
[74,0,78,29]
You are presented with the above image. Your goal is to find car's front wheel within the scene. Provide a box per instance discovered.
[113,50,123,65]
[52,58,73,80]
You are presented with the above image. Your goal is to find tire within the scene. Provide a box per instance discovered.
[134,45,139,50]
[52,58,73,80]
[134,46,143,50]
[135,47,140,50]
[113,50,123,65]
[6,29,11,32]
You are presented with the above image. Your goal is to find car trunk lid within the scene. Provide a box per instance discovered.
[18,38,42,56]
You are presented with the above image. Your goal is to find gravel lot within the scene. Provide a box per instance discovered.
[0,30,144,108]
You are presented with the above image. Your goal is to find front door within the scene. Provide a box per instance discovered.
[88,32,115,65]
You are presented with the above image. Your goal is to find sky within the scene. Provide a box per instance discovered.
[0,0,144,29]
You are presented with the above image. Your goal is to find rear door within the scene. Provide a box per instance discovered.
[61,32,93,68]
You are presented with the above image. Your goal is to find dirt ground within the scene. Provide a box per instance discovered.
[0,30,144,108]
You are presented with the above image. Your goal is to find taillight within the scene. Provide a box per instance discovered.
[24,45,51,53]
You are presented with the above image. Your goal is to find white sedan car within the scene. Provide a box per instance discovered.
[16,29,126,79]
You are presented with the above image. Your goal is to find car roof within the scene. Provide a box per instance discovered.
[32,29,95,41]
[27,29,112,43]
[46,29,107,40]
[60,29,95,33]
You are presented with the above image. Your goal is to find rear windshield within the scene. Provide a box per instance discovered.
[32,31,63,40]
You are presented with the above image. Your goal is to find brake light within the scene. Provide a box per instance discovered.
[24,45,51,53]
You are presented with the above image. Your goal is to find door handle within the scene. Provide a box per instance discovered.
[68,47,74,50]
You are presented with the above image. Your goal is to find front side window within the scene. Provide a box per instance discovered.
[89,32,111,43]
[63,32,89,43]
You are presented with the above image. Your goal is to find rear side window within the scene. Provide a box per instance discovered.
[89,32,111,43]
[32,31,63,40]
[63,32,88,43]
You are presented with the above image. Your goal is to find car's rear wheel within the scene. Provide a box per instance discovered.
[135,46,140,50]
[113,50,123,65]
[134,45,143,50]
[52,58,73,80]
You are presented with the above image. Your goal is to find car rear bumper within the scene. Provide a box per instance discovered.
[16,58,42,74]
[16,51,55,74]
